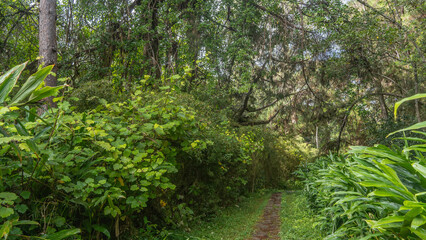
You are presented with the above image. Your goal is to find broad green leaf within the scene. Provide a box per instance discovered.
[332,191,363,196]
[412,131,426,137]
[368,190,405,200]
[404,207,423,222]
[394,137,426,143]
[394,93,426,119]
[20,191,30,200]
[154,126,165,135]
[366,216,404,229]
[44,228,81,240]
[387,121,426,137]
[349,146,406,163]
[415,192,426,198]
[335,196,370,205]
[92,224,111,239]
[0,62,27,103]
[372,215,405,225]
[14,120,40,155]
[15,204,28,214]
[53,216,66,227]
[403,201,426,208]
[0,192,18,202]
[0,220,12,239]
[0,207,14,218]
[359,181,394,188]
[10,65,53,105]
[14,220,39,226]
[0,145,11,156]
[410,227,426,239]
[94,141,114,151]
[403,145,426,153]
[413,163,426,178]
[358,233,386,240]
[374,160,412,198]
[0,136,33,144]
[27,85,63,103]
[412,215,426,229]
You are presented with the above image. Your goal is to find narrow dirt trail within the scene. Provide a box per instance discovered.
[247,192,282,240]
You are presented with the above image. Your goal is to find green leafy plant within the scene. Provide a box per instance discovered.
[0,62,81,240]
[0,61,62,106]
[1,60,271,239]
[299,94,426,239]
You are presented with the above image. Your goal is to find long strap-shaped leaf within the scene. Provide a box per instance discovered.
[394,93,426,119]
[27,85,63,104]
[0,62,27,103]
[387,121,426,137]
[10,65,53,105]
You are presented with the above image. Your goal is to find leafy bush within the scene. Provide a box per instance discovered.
[0,62,80,239]
[1,85,203,238]
[249,131,318,190]
[68,79,121,111]
[299,94,426,239]
[1,62,267,238]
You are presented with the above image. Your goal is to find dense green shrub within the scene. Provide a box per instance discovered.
[248,130,318,190]
[68,79,121,111]
[1,61,318,239]
[1,90,203,238]
[0,62,79,239]
[363,115,417,147]
[299,94,426,239]
[0,63,267,239]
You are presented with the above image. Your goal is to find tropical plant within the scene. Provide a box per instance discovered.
[0,62,81,239]
[299,94,426,239]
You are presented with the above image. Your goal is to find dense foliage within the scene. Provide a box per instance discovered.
[1,0,424,152]
[0,63,311,239]
[0,0,424,239]
[299,96,426,239]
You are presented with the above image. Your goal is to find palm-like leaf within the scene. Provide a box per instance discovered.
[0,62,27,103]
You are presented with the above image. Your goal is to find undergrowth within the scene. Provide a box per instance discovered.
[168,192,271,240]
[280,191,323,240]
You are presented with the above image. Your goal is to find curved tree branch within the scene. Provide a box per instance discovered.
[239,108,282,126]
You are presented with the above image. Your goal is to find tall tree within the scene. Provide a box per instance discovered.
[39,0,57,107]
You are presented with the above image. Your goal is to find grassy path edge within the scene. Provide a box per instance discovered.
[169,192,272,240]
[280,191,323,240]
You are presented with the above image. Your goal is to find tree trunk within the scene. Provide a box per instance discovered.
[150,1,161,80]
[39,0,57,108]
[413,62,421,122]
[315,126,319,149]
[374,78,389,119]
[142,0,161,80]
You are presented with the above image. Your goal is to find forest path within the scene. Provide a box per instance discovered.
[247,192,282,240]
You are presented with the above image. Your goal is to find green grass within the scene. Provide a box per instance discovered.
[168,192,271,240]
[280,191,323,240]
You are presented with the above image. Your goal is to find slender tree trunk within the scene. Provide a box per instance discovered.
[39,0,57,108]
[413,62,421,122]
[151,1,161,80]
[142,0,161,80]
[315,126,319,149]
[374,78,389,119]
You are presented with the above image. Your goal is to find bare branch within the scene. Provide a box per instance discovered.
[239,108,282,126]
[251,3,313,33]
[247,99,278,112]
